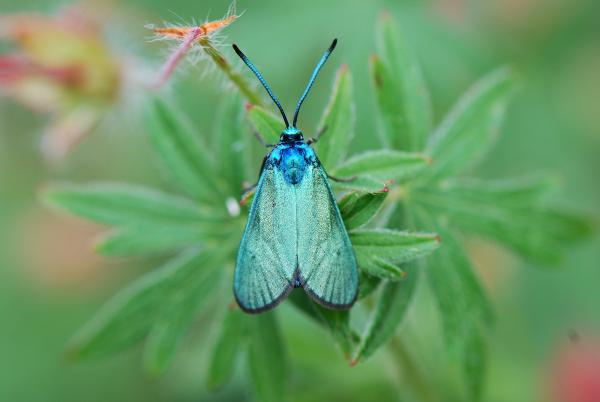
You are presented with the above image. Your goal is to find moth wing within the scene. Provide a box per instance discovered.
[296,164,358,309]
[234,166,297,313]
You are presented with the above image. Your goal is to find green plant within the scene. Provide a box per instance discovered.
[43,13,592,402]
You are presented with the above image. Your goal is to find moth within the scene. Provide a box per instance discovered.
[232,39,358,313]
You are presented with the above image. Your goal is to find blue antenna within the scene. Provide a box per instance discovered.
[292,38,337,128]
[232,44,290,128]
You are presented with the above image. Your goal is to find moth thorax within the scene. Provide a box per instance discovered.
[281,148,308,185]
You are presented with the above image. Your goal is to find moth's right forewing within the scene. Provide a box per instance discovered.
[234,166,297,313]
[296,164,359,309]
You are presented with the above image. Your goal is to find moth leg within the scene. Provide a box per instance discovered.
[253,130,276,148]
[306,124,328,145]
[240,184,257,206]
[327,174,357,183]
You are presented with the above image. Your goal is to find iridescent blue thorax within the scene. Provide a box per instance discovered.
[265,128,317,185]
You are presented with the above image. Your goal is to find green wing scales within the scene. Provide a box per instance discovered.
[234,162,358,313]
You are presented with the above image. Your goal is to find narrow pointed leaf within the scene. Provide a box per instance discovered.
[415,182,593,264]
[217,93,247,195]
[146,98,222,202]
[441,176,558,206]
[353,264,419,363]
[68,249,219,360]
[288,292,358,359]
[247,312,287,402]
[315,307,357,360]
[45,183,221,226]
[463,327,487,402]
[424,67,514,180]
[332,176,390,193]
[207,309,248,389]
[415,205,492,397]
[373,13,431,150]
[416,218,493,355]
[246,104,282,145]
[350,229,440,280]
[317,65,355,169]
[332,150,429,180]
[458,206,592,264]
[357,272,381,300]
[339,190,388,230]
[143,260,223,375]
[94,226,208,256]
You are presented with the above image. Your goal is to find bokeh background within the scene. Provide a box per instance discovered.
[0,0,599,401]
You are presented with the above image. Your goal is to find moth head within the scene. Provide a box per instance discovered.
[280,127,303,143]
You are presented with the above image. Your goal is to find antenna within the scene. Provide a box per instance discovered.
[232,44,290,128]
[292,38,337,128]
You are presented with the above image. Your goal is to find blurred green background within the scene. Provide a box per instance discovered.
[0,0,598,401]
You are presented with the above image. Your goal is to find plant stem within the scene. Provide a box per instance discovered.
[200,40,263,106]
[153,27,203,89]
[389,336,436,402]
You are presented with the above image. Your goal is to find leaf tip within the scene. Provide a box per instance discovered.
[39,184,60,206]
[63,342,82,363]
[379,10,391,21]
[349,358,358,367]
[568,329,580,344]
[379,179,393,193]
[239,193,251,206]
[244,102,255,111]
[91,235,110,255]
[435,234,442,243]
[63,350,77,363]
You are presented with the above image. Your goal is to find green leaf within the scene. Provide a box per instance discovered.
[143,259,222,375]
[424,67,514,180]
[332,176,390,193]
[339,190,388,230]
[352,264,420,363]
[415,182,593,264]
[357,272,381,300]
[373,13,431,150]
[94,225,210,257]
[68,249,222,363]
[415,212,491,400]
[45,183,221,226]
[246,104,283,145]
[207,309,248,389]
[418,221,493,355]
[95,227,201,256]
[460,206,591,264]
[247,312,287,402]
[216,93,248,196]
[350,229,440,280]
[332,150,430,180]
[317,65,355,169]
[146,98,222,203]
[463,327,487,402]
[288,292,358,359]
[440,175,558,206]
[314,308,357,360]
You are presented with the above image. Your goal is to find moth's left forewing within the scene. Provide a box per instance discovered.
[234,166,297,313]
[296,163,359,309]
